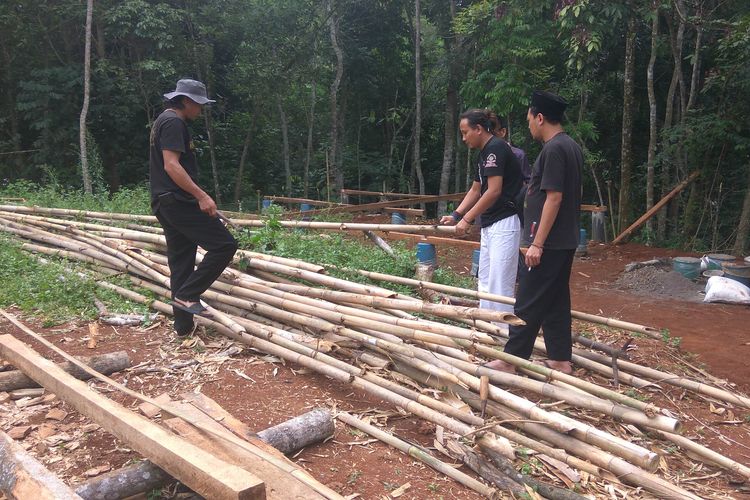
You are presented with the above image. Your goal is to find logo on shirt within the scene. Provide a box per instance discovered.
[485,153,497,168]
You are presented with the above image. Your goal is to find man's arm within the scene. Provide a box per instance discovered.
[162,150,217,217]
[440,181,482,225]
[524,190,562,267]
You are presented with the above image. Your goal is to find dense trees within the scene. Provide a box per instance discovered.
[0,0,748,252]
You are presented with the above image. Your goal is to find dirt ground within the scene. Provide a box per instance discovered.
[1,237,749,499]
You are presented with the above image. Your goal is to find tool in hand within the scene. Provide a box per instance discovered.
[527,221,538,271]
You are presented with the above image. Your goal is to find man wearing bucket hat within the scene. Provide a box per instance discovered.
[149,78,237,335]
[485,90,582,375]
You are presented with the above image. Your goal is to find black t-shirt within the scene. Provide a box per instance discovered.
[522,132,583,250]
[473,136,523,228]
[149,109,199,211]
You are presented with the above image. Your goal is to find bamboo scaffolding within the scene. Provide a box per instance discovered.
[335,411,498,498]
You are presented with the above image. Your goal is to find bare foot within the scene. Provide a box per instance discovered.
[534,359,574,375]
[482,359,517,374]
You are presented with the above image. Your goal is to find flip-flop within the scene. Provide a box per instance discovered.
[170,300,212,318]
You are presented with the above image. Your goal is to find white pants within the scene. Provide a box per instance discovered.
[478,215,521,315]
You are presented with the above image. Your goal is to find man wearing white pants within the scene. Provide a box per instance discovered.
[441,109,523,318]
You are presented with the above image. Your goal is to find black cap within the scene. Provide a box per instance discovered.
[530,90,567,121]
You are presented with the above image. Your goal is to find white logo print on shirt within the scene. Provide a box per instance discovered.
[485,153,497,168]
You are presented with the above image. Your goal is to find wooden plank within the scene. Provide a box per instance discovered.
[580,204,608,213]
[264,196,347,207]
[0,335,265,500]
[0,428,83,500]
[163,400,326,500]
[287,192,466,217]
[384,231,480,249]
[341,189,441,199]
[381,207,424,216]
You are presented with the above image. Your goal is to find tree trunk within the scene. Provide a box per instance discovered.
[618,11,637,233]
[304,77,317,198]
[278,97,291,196]
[437,0,458,216]
[234,120,253,205]
[79,0,94,194]
[733,164,750,256]
[203,108,221,205]
[646,7,659,239]
[413,0,426,204]
[328,0,344,199]
[657,10,685,239]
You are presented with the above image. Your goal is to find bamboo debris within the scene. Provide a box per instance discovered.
[335,411,498,498]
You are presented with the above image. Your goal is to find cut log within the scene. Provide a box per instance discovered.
[257,408,334,456]
[0,334,265,500]
[0,428,83,499]
[0,351,130,392]
[75,406,335,500]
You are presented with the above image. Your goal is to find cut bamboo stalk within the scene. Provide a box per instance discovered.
[431,352,681,433]
[574,350,750,409]
[264,195,346,207]
[287,192,466,216]
[336,412,498,498]
[0,205,158,223]
[389,351,660,472]
[352,268,662,338]
[400,363,702,500]
[657,430,750,480]
[340,189,448,199]
[0,428,83,500]
[0,333,265,500]
[224,219,457,234]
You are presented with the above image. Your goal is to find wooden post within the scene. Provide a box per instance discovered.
[612,171,699,244]
[0,429,83,500]
[0,335,265,500]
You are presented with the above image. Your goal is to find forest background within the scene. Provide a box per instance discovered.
[1,0,749,253]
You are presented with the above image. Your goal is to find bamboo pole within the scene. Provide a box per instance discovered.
[352,268,662,338]
[335,412,498,498]
[220,219,458,234]
[657,431,750,480]
[399,363,702,500]
[0,205,158,223]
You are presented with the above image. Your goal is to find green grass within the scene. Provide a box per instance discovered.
[0,236,148,326]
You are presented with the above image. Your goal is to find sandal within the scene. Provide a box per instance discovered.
[170,300,212,318]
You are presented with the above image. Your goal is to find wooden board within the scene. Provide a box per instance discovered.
[384,231,481,249]
[163,398,327,500]
[0,429,82,500]
[0,335,265,500]
[580,204,608,213]
[287,192,466,217]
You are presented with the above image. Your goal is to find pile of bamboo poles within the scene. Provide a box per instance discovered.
[1,206,749,498]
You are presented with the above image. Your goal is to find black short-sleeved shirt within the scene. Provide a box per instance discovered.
[149,109,199,211]
[522,132,583,250]
[473,136,523,228]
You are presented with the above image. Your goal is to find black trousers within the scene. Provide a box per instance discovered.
[155,196,237,334]
[504,249,575,361]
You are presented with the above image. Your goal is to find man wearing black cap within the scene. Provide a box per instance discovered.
[149,79,238,335]
[485,90,582,375]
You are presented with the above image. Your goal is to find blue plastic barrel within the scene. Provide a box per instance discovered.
[471,249,481,278]
[722,262,750,287]
[391,212,406,225]
[262,199,272,211]
[706,253,734,270]
[300,203,312,221]
[416,242,436,266]
[576,228,588,256]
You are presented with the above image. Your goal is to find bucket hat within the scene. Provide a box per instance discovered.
[163,79,215,104]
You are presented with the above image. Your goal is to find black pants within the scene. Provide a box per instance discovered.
[155,196,237,334]
[505,249,575,361]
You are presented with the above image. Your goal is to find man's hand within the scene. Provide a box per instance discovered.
[456,218,473,235]
[198,195,218,217]
[440,215,457,225]
[525,244,543,268]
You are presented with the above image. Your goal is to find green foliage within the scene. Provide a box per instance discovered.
[0,236,146,326]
